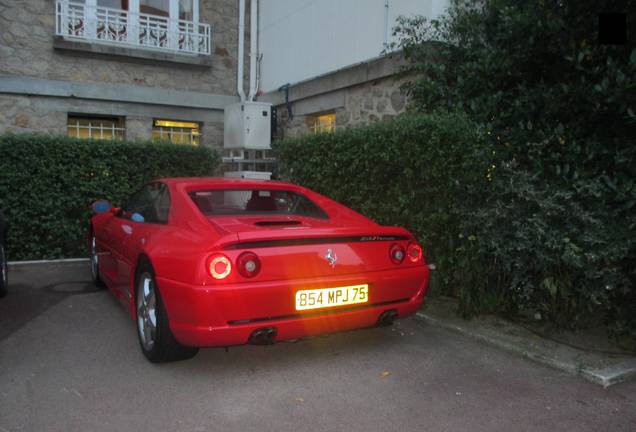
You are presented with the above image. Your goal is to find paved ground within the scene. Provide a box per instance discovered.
[1,263,635,432]
[418,297,636,388]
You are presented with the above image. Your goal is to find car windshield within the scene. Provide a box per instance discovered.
[189,189,329,219]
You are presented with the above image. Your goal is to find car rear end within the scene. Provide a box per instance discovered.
[159,182,430,347]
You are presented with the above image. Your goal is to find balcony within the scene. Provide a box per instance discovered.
[55,0,211,56]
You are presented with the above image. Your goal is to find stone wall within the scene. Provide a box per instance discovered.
[275,75,408,139]
[0,93,224,150]
[259,54,410,141]
[0,94,66,135]
[0,0,246,151]
[0,0,241,95]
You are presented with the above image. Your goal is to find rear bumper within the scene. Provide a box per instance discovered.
[157,266,429,347]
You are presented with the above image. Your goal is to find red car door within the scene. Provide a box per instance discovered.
[97,214,126,290]
[115,183,171,300]
[118,220,157,301]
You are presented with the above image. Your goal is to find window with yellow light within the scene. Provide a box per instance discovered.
[308,112,336,134]
[152,119,201,145]
[67,115,125,140]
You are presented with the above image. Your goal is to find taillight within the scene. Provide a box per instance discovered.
[208,254,232,279]
[237,251,261,278]
[407,243,423,263]
[389,243,406,264]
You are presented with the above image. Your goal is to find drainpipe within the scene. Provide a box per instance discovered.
[248,0,258,101]
[383,0,389,48]
[237,0,246,102]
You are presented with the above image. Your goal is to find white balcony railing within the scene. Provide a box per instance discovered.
[55,0,211,55]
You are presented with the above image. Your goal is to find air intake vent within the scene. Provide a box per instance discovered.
[254,220,302,226]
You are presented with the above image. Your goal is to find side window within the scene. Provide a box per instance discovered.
[155,184,171,223]
[121,183,169,224]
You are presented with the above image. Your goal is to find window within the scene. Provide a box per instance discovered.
[139,0,194,20]
[98,1,128,9]
[67,115,125,140]
[121,182,170,224]
[140,0,169,16]
[178,0,194,20]
[309,112,336,134]
[152,119,200,145]
[68,0,197,20]
[190,189,329,220]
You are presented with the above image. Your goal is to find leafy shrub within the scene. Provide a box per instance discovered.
[274,111,491,297]
[393,0,636,336]
[0,134,218,260]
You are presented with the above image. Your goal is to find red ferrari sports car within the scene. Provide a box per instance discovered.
[89,178,430,362]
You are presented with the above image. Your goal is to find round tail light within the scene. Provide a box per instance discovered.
[237,252,261,278]
[389,244,406,264]
[407,243,423,263]
[208,254,232,279]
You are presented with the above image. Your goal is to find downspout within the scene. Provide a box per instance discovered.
[237,0,246,102]
[248,0,258,101]
[383,0,389,48]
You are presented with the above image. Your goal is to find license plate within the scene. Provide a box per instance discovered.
[295,284,369,311]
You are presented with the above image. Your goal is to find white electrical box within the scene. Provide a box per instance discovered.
[224,170,272,180]
[224,102,272,149]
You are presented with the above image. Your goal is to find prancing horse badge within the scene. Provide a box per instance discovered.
[324,248,337,268]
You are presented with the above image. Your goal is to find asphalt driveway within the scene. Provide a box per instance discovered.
[1,263,635,432]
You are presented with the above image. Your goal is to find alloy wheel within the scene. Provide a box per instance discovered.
[137,272,157,351]
[0,244,6,288]
[90,236,98,282]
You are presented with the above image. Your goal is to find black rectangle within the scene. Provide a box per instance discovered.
[598,13,627,45]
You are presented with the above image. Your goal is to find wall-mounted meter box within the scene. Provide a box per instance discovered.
[223,101,272,149]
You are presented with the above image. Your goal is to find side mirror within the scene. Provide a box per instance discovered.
[91,200,112,213]
[131,212,145,223]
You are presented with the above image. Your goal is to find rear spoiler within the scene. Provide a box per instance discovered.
[224,235,410,250]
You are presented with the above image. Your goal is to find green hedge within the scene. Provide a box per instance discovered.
[274,111,491,292]
[391,1,636,338]
[0,134,218,260]
[275,111,636,341]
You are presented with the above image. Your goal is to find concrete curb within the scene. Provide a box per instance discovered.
[416,310,636,389]
[8,258,88,267]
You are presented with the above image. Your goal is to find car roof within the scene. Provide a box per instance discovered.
[158,177,299,190]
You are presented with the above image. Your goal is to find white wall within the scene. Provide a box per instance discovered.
[258,0,449,92]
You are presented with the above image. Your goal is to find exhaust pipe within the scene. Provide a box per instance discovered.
[248,327,277,345]
[377,309,398,327]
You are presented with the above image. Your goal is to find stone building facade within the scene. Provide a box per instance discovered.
[0,1,411,158]
[0,0,248,151]
[259,54,409,140]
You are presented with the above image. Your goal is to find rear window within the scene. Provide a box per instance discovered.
[189,189,329,219]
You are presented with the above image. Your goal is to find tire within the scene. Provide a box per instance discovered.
[0,240,7,298]
[135,262,199,363]
[89,232,105,289]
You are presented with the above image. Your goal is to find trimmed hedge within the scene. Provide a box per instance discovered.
[0,134,218,260]
[275,110,636,341]
[274,111,491,290]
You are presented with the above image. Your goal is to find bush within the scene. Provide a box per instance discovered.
[274,111,491,296]
[0,134,218,260]
[393,0,636,336]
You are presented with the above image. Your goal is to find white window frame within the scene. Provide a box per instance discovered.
[67,115,126,140]
[85,1,199,23]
